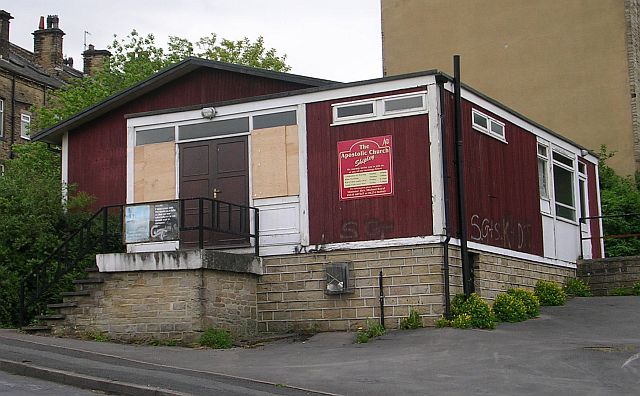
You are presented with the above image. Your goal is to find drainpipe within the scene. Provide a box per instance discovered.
[9,74,15,159]
[436,74,452,319]
[453,55,472,297]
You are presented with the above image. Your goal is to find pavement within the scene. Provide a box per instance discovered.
[0,296,639,395]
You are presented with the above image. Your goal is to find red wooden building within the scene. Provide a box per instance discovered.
[34,61,603,334]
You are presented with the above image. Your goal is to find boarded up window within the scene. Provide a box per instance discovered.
[134,141,176,202]
[251,125,299,198]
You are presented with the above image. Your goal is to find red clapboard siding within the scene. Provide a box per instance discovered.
[306,89,432,245]
[67,68,314,209]
[586,160,603,258]
[444,92,543,255]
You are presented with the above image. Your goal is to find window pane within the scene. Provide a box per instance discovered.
[553,152,574,167]
[473,112,488,129]
[136,127,175,146]
[21,115,30,139]
[556,204,576,221]
[553,164,575,220]
[336,103,374,118]
[538,144,548,157]
[578,162,586,175]
[384,96,423,112]
[490,120,504,137]
[579,179,587,223]
[179,117,249,140]
[538,158,549,199]
[253,111,297,129]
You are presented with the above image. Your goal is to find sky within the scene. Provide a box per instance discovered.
[6,0,383,83]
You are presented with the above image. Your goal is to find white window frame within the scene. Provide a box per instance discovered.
[551,149,577,223]
[578,161,589,231]
[471,108,506,143]
[20,113,31,140]
[331,91,428,126]
[0,99,4,138]
[537,142,551,214]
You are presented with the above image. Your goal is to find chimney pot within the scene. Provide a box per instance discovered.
[39,16,44,30]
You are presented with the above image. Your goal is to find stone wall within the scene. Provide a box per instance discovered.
[257,245,451,332]
[577,256,640,295]
[54,269,258,342]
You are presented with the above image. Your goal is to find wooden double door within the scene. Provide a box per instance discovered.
[179,136,249,248]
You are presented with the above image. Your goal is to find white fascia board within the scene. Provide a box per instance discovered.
[127,76,438,127]
[297,103,310,246]
[427,82,445,236]
[441,83,598,165]
[126,125,135,203]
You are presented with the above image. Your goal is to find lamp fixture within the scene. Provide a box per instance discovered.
[201,107,217,119]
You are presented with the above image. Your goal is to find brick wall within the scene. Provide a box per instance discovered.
[577,256,640,295]
[54,269,258,342]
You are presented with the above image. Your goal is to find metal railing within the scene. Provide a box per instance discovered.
[580,213,640,258]
[18,197,259,326]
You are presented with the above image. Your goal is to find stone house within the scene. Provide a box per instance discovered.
[0,10,108,166]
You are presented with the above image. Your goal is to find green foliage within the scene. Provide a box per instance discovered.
[493,293,528,323]
[563,278,592,297]
[451,313,473,329]
[148,337,177,347]
[0,143,93,326]
[534,280,566,306]
[506,288,540,318]
[435,315,451,328]
[597,147,640,257]
[355,319,386,343]
[199,328,233,349]
[634,282,640,296]
[611,287,633,296]
[83,331,111,342]
[450,293,496,329]
[400,309,423,330]
[31,30,290,132]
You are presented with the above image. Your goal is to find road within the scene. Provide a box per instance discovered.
[1,296,639,395]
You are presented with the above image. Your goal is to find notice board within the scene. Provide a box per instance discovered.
[124,201,180,244]
[337,135,394,200]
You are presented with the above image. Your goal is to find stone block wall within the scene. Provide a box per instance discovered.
[257,245,449,333]
[577,256,640,295]
[55,269,258,342]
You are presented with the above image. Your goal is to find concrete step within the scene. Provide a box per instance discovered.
[36,314,65,321]
[21,325,51,333]
[47,302,77,309]
[61,290,91,297]
[72,278,103,285]
[84,266,100,273]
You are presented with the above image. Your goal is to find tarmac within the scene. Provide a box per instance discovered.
[0,296,639,395]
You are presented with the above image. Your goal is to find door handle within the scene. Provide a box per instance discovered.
[212,188,222,199]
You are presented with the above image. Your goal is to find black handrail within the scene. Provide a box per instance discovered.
[579,213,640,258]
[18,197,259,326]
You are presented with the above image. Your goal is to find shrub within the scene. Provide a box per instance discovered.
[507,288,540,318]
[355,328,370,344]
[633,282,640,296]
[493,293,528,323]
[563,278,592,297]
[534,280,566,306]
[450,293,496,329]
[451,313,473,329]
[199,328,233,349]
[612,287,633,296]
[435,315,450,328]
[400,309,423,330]
[355,320,386,343]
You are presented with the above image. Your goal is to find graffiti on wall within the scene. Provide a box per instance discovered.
[469,214,532,251]
[340,218,394,241]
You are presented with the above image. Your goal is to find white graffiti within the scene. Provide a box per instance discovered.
[469,214,532,250]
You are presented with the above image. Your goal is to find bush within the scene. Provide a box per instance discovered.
[400,309,423,330]
[450,293,496,329]
[534,280,566,306]
[435,315,450,328]
[564,278,592,297]
[493,293,528,323]
[451,313,473,329]
[199,328,233,349]
[633,282,640,296]
[612,287,633,296]
[507,288,540,318]
[355,319,386,343]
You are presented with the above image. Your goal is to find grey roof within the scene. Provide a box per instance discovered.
[32,57,336,145]
[0,51,64,88]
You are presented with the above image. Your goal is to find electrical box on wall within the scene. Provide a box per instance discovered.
[324,262,353,294]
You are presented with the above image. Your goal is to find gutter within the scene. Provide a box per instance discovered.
[453,56,473,296]
[436,74,452,318]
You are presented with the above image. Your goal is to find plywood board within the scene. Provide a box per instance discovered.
[252,127,288,198]
[285,125,300,195]
[133,142,176,203]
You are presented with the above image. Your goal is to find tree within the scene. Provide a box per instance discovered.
[0,143,92,325]
[598,146,640,257]
[32,31,290,131]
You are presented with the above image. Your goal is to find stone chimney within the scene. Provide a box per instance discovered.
[33,14,65,74]
[83,44,111,76]
[0,10,13,60]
